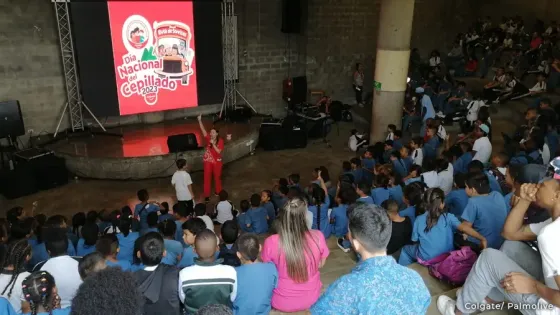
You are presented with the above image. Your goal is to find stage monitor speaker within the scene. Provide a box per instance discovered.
[0,165,38,199]
[259,124,307,151]
[282,78,293,103]
[29,155,69,191]
[291,76,307,104]
[281,0,306,33]
[0,100,25,139]
[167,133,199,153]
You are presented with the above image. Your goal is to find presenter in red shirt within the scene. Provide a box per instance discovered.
[197,115,225,202]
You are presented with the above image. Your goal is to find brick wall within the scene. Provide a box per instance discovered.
[4,0,483,136]
[479,0,558,25]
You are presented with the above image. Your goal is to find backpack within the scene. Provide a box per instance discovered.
[417,246,477,286]
[218,243,241,267]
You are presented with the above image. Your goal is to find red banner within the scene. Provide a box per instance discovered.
[107,1,198,116]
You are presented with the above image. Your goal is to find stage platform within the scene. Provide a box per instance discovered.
[47,118,261,180]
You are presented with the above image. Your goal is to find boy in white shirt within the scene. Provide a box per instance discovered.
[409,137,424,166]
[171,159,194,209]
[472,124,492,164]
[386,124,396,141]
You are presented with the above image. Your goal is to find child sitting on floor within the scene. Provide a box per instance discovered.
[424,127,440,160]
[331,183,357,253]
[350,157,364,184]
[178,229,237,314]
[214,190,235,225]
[233,233,278,315]
[261,190,276,228]
[355,182,374,204]
[371,174,391,205]
[308,172,331,239]
[399,146,413,174]
[194,204,214,231]
[158,202,173,223]
[444,173,469,217]
[248,194,269,235]
[141,212,159,236]
[218,220,241,267]
[398,188,487,266]
[159,219,183,266]
[178,218,207,268]
[382,199,412,257]
[409,137,424,166]
[237,200,252,233]
[403,164,422,185]
[400,181,425,222]
[96,234,131,271]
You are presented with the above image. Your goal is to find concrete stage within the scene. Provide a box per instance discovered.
[47,118,261,180]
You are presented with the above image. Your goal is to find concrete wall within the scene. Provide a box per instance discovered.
[479,0,559,25]
[2,0,483,137]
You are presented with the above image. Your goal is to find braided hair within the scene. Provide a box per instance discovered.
[1,239,32,298]
[22,271,57,315]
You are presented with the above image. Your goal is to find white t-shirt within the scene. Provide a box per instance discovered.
[412,148,424,166]
[541,143,551,165]
[41,256,82,309]
[305,210,313,229]
[429,57,441,67]
[473,136,492,163]
[437,166,453,195]
[421,171,439,188]
[215,201,234,224]
[386,132,394,141]
[0,271,30,313]
[171,170,193,201]
[198,215,214,231]
[437,125,448,141]
[530,81,547,93]
[348,134,366,152]
[531,218,560,315]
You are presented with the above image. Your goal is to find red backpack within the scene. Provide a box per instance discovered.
[417,246,478,286]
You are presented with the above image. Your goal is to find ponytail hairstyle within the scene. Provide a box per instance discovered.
[1,239,32,298]
[310,184,326,230]
[158,219,176,239]
[107,210,122,234]
[422,188,446,233]
[22,271,57,315]
[118,217,132,237]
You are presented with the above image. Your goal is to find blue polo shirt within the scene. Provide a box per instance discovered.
[309,195,331,239]
[116,232,139,263]
[234,263,278,315]
[330,204,349,237]
[392,159,408,179]
[388,185,404,208]
[445,189,469,217]
[162,239,183,266]
[356,196,374,205]
[76,239,96,257]
[106,259,132,271]
[461,191,508,249]
[249,207,269,234]
[177,245,197,268]
[399,206,417,223]
[423,137,440,159]
[371,188,390,205]
[351,168,364,184]
[453,152,472,175]
[413,213,461,261]
[238,212,252,233]
[135,202,160,231]
[504,192,513,213]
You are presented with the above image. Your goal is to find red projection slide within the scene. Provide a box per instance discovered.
[107,1,198,116]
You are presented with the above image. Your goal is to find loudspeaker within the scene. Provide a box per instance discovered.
[281,0,306,33]
[291,76,307,104]
[228,106,253,123]
[259,124,307,151]
[0,100,25,139]
[0,165,38,199]
[282,78,293,102]
[167,133,199,153]
[29,155,69,190]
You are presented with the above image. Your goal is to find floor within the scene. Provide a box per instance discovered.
[0,78,537,314]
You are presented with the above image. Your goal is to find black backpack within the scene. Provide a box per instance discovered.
[218,243,241,267]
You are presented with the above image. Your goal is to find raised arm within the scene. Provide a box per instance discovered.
[317,170,328,196]
[197,115,207,137]
[502,184,538,241]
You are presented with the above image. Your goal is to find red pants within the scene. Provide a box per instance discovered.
[203,161,223,197]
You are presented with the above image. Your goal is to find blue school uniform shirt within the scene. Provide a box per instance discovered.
[141,227,159,236]
[392,159,408,179]
[23,309,71,315]
[262,202,276,223]
[106,259,132,271]
[485,171,503,195]
[393,139,403,151]
[76,239,96,257]
[234,262,278,315]
[404,177,421,185]
[116,232,140,263]
[272,193,288,210]
[178,245,197,268]
[445,189,469,217]
[174,220,187,246]
[351,168,364,184]
[399,206,416,223]
[453,152,472,175]
[388,185,404,208]
[309,195,331,239]
[423,137,440,159]
[29,239,76,267]
[311,256,431,315]
[249,207,269,234]
[461,192,508,249]
[158,213,174,223]
[135,202,160,231]
[403,157,413,173]
[162,239,183,265]
[0,297,16,315]
[238,212,252,233]
[361,158,375,183]
[371,188,390,205]
[504,192,513,213]
[413,213,461,261]
[356,196,374,205]
[421,95,435,121]
[330,204,349,237]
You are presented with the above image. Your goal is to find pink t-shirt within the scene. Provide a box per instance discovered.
[261,230,329,312]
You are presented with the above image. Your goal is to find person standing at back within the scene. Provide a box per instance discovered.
[311,203,431,314]
[172,159,194,210]
[353,63,365,107]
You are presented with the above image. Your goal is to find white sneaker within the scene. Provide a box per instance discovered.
[436,111,445,117]
[437,295,457,315]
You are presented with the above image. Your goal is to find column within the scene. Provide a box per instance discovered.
[370,0,415,141]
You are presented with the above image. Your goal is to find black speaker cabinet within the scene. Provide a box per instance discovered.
[29,155,69,191]
[167,133,199,153]
[0,165,38,199]
[281,0,307,33]
[0,100,25,139]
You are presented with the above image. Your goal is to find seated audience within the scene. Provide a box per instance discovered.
[179,229,237,313]
[438,179,560,315]
[371,174,391,205]
[0,239,31,313]
[399,188,487,266]
[309,174,331,239]
[410,137,424,166]
[472,124,492,164]
[262,196,329,312]
[382,200,413,256]
[71,268,144,315]
[237,200,252,233]
[445,173,469,217]
[135,189,160,231]
[40,229,82,309]
[356,182,374,205]
[424,127,441,160]
[468,160,503,194]
[174,203,191,246]
[390,151,408,179]
[178,218,206,269]
[159,220,183,266]
[400,181,425,222]
[350,157,364,184]
[436,158,454,194]
[157,202,173,223]
[194,204,214,231]
[403,164,423,185]
[218,221,241,267]
[421,158,439,188]
[332,183,357,252]
[261,190,276,227]
[22,271,70,315]
[115,217,139,264]
[247,194,269,235]
[141,212,159,236]
[135,232,180,315]
[311,203,431,314]
[97,234,132,271]
[76,223,98,256]
[214,190,234,225]
[78,252,106,280]
[233,233,278,315]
